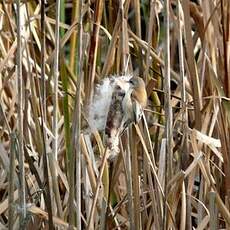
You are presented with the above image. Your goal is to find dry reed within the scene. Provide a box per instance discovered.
[0,0,229,229]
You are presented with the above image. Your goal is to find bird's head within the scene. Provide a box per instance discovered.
[128,76,147,107]
[129,77,145,89]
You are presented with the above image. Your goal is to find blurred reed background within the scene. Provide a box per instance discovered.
[0,0,230,229]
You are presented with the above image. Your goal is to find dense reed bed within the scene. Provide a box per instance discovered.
[0,0,230,229]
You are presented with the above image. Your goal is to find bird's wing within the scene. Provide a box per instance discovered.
[132,99,143,124]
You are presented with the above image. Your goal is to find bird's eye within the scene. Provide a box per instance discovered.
[129,78,135,85]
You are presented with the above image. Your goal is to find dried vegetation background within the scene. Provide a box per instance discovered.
[0,0,230,229]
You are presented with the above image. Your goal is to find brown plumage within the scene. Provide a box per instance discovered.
[129,77,148,107]
[105,76,147,159]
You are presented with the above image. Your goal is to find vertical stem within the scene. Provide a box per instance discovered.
[87,148,110,229]
[177,2,189,228]
[220,0,229,97]
[163,0,172,228]
[51,1,63,218]
[133,0,142,72]
[126,130,135,230]
[76,1,83,229]
[177,0,187,156]
[131,128,140,230]
[144,0,155,82]
[86,0,104,103]
[69,0,78,72]
[133,0,141,38]
[68,1,83,227]
[68,110,76,227]
[8,134,16,230]
[120,0,126,73]
[60,59,71,168]
[41,1,54,228]
[16,0,26,225]
[53,0,60,161]
[209,191,218,230]
[182,0,201,129]
[60,0,65,38]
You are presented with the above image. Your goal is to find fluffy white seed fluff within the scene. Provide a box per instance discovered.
[88,75,132,133]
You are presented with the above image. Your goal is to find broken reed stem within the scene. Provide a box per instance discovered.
[163,0,172,228]
[16,0,26,225]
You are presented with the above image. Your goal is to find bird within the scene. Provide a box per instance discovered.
[89,75,147,159]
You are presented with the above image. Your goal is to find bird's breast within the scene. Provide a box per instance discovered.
[132,87,147,108]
